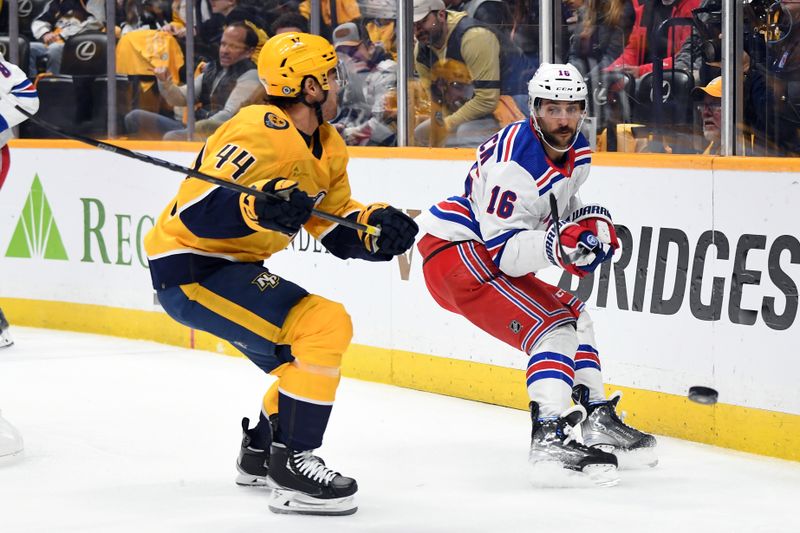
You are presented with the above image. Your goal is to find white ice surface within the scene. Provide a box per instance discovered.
[1,327,799,533]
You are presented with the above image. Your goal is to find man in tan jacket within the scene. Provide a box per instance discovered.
[412,0,502,147]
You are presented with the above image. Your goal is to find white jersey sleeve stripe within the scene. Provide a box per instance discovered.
[428,196,484,240]
[498,122,522,162]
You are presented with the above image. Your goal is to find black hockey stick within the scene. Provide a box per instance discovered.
[548,193,574,265]
[10,104,380,236]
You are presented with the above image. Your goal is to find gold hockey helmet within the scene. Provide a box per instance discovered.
[257,32,339,97]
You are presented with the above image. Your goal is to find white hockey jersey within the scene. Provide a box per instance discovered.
[0,54,40,140]
[417,119,592,277]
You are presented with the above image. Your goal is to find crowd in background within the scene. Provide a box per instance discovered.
[0,0,798,156]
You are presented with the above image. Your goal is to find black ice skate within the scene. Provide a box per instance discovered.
[528,402,619,487]
[572,385,658,469]
[235,417,272,487]
[266,442,358,515]
[0,308,13,349]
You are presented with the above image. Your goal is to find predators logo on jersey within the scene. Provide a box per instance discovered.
[264,112,289,130]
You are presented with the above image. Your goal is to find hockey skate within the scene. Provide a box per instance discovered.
[573,385,658,469]
[528,402,619,488]
[235,417,271,487]
[266,442,358,516]
[0,308,13,348]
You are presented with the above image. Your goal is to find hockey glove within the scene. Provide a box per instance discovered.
[545,221,614,278]
[242,178,315,235]
[357,203,419,256]
[568,204,620,251]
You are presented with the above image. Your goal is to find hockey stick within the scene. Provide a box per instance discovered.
[10,104,380,236]
[548,193,574,266]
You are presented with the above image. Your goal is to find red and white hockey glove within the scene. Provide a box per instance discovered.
[568,204,620,251]
[545,220,614,278]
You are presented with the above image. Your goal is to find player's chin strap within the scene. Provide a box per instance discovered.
[530,110,586,154]
[299,75,327,128]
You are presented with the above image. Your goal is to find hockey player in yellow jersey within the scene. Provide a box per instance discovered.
[144,32,418,516]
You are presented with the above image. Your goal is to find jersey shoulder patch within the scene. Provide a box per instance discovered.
[263,111,289,130]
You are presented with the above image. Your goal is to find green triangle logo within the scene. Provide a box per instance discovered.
[5,174,68,260]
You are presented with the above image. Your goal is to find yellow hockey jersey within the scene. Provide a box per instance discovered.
[144,104,376,289]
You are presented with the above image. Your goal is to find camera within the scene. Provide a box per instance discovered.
[693,0,800,78]
[692,1,722,64]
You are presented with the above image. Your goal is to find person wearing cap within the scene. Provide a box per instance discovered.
[332,21,399,146]
[693,76,721,154]
[359,0,399,59]
[333,21,392,72]
[412,0,502,146]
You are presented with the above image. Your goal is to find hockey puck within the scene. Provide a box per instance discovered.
[688,386,718,405]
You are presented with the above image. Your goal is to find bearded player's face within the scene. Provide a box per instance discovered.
[535,99,584,150]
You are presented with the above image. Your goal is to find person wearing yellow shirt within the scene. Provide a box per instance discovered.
[144,32,417,515]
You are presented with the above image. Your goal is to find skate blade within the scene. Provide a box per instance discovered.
[615,446,658,470]
[0,448,24,464]
[268,488,358,516]
[235,472,269,487]
[528,461,619,488]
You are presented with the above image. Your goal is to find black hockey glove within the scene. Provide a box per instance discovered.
[251,178,315,235]
[357,203,419,256]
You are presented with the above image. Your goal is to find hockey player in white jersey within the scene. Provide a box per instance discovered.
[0,52,39,350]
[416,63,656,487]
[0,53,40,458]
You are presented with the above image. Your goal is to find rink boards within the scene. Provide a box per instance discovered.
[0,140,798,461]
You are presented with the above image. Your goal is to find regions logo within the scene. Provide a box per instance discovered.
[264,112,289,130]
[5,175,68,260]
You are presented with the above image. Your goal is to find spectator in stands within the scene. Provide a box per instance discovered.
[741,1,800,155]
[120,0,172,35]
[29,0,105,76]
[270,12,309,35]
[199,0,266,57]
[605,0,700,78]
[674,0,719,82]
[156,0,214,40]
[299,0,361,39]
[451,0,536,99]
[677,1,800,155]
[331,21,398,145]
[564,0,636,79]
[412,0,503,147]
[445,0,510,26]
[433,60,475,111]
[334,21,393,77]
[692,75,720,154]
[359,0,398,59]
[124,22,260,140]
[262,0,302,31]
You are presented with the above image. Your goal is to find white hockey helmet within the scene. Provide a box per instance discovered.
[527,62,588,111]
